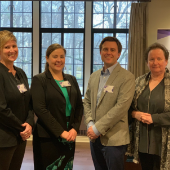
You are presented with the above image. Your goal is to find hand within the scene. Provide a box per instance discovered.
[132,111,145,121]
[67,128,77,142]
[141,113,153,124]
[20,123,32,141]
[87,126,99,140]
[60,131,69,140]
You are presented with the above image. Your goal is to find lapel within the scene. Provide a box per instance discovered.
[14,66,28,87]
[63,74,73,108]
[97,63,121,107]
[46,70,64,97]
[93,70,101,107]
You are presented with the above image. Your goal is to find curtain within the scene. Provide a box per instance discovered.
[128,2,148,78]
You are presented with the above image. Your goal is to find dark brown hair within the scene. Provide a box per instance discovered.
[145,43,169,62]
[99,36,122,53]
[45,43,66,71]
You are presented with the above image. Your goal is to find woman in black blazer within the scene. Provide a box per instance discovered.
[31,43,83,170]
[0,30,34,170]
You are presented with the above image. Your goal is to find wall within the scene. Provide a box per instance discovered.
[145,0,170,71]
[147,0,170,46]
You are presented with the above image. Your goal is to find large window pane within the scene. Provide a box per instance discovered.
[116,33,128,69]
[93,33,128,71]
[92,1,133,73]
[41,13,52,28]
[41,33,62,72]
[116,2,131,29]
[41,1,51,12]
[93,33,113,72]
[1,1,10,12]
[40,1,84,94]
[93,1,131,29]
[41,1,84,28]
[0,1,32,28]
[64,33,84,94]
[13,32,32,85]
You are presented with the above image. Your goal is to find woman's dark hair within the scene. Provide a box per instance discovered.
[145,43,169,62]
[45,43,66,71]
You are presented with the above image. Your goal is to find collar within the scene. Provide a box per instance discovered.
[45,69,68,80]
[0,62,18,72]
[145,68,169,81]
[101,62,118,75]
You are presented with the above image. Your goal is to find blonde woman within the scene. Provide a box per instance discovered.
[0,30,34,170]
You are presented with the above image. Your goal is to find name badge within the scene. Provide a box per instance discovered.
[104,85,114,93]
[59,81,71,87]
[17,84,27,93]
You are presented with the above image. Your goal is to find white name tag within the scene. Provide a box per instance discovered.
[59,81,71,87]
[104,85,114,93]
[17,84,27,93]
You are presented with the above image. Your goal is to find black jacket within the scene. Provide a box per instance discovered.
[31,69,83,138]
[0,63,34,147]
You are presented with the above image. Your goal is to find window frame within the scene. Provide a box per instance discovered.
[39,1,85,95]
[91,1,130,73]
[0,1,33,85]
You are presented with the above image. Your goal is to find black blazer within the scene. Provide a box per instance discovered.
[0,63,34,147]
[31,69,83,138]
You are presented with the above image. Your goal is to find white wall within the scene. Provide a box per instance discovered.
[145,0,170,71]
[147,0,170,46]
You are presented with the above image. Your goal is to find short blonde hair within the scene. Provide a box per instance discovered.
[0,30,17,50]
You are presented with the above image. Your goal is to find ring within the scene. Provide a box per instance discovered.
[25,133,27,135]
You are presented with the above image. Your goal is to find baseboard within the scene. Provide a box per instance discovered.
[27,135,89,143]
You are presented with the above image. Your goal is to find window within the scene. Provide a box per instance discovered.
[0,1,32,85]
[40,1,85,94]
[92,1,132,72]
[13,32,32,85]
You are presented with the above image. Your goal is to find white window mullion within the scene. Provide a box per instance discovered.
[33,1,40,76]
[84,1,92,95]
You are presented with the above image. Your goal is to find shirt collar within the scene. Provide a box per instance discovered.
[101,62,118,75]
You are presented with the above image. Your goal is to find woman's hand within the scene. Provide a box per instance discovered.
[132,111,143,121]
[132,111,153,124]
[20,123,32,141]
[141,113,153,124]
[67,128,77,142]
[60,131,69,140]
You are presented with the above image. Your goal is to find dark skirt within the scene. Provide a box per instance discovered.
[33,131,75,170]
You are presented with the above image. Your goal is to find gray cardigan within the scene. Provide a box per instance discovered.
[126,70,170,170]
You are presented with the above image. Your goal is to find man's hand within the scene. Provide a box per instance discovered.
[87,126,99,140]
[20,123,32,141]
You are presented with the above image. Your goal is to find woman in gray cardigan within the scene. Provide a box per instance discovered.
[127,43,170,170]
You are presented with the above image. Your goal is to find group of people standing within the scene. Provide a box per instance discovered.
[0,30,169,170]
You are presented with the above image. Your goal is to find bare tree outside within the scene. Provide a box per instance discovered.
[93,1,132,72]
[0,1,32,85]
[41,1,84,94]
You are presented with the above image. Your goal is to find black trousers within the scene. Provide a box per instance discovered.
[90,137,127,170]
[0,141,27,170]
[33,130,75,170]
[139,152,160,170]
